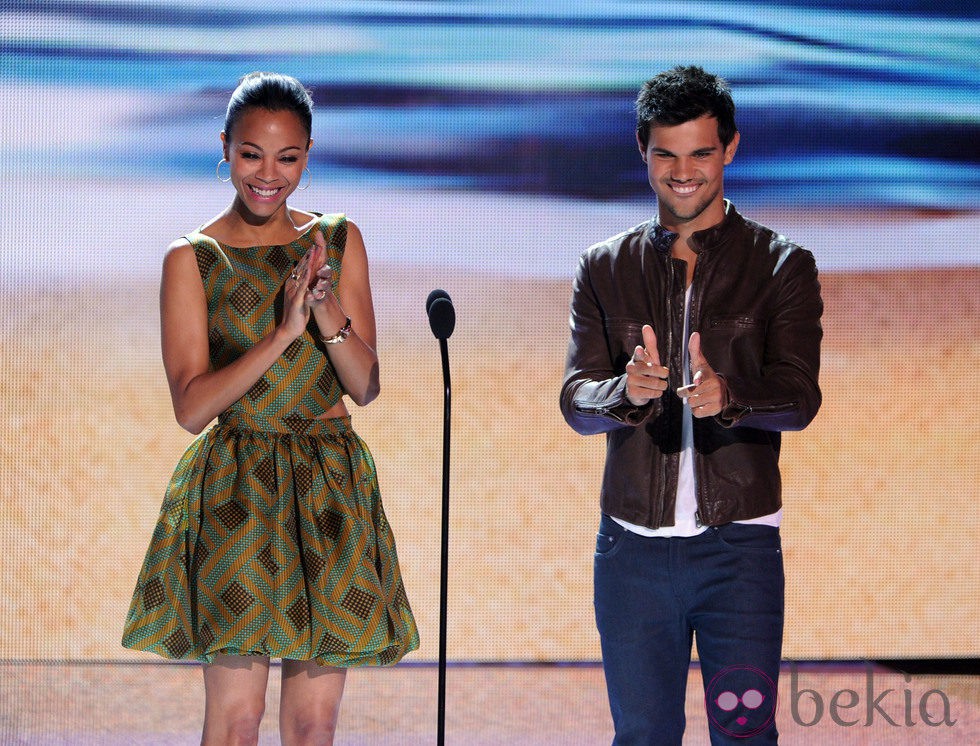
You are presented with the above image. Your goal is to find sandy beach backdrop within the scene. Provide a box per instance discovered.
[2,190,977,661]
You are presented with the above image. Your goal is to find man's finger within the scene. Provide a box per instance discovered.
[688,331,707,368]
[642,324,662,367]
[689,331,717,385]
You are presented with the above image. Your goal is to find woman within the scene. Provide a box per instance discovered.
[122,72,418,744]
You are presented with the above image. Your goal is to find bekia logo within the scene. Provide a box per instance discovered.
[705,665,778,739]
[705,662,959,736]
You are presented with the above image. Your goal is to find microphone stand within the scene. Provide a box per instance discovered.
[426,289,454,746]
[437,334,450,746]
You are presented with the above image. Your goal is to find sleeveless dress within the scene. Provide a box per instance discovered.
[122,213,419,667]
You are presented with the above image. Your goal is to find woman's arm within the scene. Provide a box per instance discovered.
[308,221,380,406]
[160,239,312,433]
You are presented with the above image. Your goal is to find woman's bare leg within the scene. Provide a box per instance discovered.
[201,654,271,745]
[279,659,347,745]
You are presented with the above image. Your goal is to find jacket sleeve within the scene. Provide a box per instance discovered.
[560,251,660,435]
[717,246,823,431]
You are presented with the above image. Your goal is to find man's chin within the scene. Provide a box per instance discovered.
[663,203,708,224]
[658,191,722,227]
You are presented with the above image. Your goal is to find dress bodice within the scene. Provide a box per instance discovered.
[185,213,347,425]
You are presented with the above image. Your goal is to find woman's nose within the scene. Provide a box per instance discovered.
[256,158,277,181]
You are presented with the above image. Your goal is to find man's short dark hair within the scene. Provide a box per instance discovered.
[635,66,737,149]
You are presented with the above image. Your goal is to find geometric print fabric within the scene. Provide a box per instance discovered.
[121,214,419,666]
[191,212,349,420]
[121,411,419,667]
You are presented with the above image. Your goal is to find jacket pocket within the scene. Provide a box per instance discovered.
[703,315,765,373]
[708,315,765,331]
[603,318,646,372]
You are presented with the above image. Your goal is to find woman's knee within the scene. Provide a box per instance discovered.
[203,697,266,744]
[282,709,340,744]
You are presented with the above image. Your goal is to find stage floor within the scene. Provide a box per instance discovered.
[1,661,977,744]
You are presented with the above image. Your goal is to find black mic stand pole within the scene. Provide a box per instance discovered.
[426,289,454,746]
[437,334,450,746]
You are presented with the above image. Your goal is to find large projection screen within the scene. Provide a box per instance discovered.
[1,1,977,663]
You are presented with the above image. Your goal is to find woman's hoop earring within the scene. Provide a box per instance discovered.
[297,167,312,191]
[215,159,231,183]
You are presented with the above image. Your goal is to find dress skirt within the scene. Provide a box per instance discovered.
[122,410,419,667]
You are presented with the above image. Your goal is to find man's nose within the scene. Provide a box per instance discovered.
[671,157,694,181]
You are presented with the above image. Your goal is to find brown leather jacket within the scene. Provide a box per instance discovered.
[560,203,823,528]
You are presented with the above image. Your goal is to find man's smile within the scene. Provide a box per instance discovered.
[668,181,701,196]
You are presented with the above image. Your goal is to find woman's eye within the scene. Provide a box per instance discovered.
[241,152,259,160]
[281,157,298,164]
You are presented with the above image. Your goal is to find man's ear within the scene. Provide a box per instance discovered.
[723,131,740,165]
[636,130,648,163]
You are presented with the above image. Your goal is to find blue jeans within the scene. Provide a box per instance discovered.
[594,513,784,745]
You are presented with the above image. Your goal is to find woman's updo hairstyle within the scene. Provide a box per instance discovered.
[224,71,314,142]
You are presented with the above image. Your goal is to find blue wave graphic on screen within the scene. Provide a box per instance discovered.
[2,1,978,208]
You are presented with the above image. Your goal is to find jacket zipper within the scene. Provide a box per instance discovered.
[575,403,613,416]
[654,254,677,527]
[690,252,705,525]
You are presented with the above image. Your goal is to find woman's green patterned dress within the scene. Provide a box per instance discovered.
[122,213,418,667]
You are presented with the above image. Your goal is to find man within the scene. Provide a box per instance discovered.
[560,66,822,744]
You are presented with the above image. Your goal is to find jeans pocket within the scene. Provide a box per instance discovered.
[709,523,781,554]
[595,514,629,559]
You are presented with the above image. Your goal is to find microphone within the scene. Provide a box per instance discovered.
[426,288,456,340]
[425,288,449,313]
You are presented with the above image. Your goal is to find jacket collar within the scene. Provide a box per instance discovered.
[649,200,742,255]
